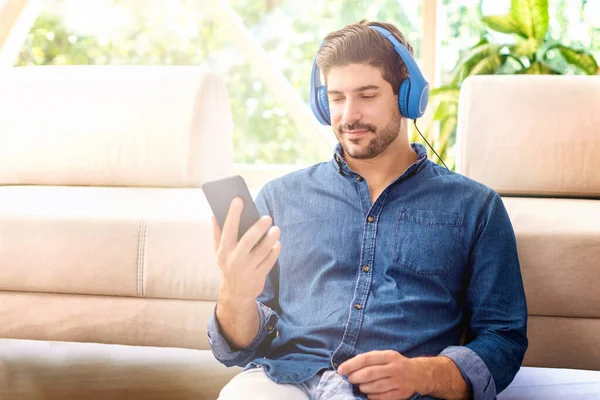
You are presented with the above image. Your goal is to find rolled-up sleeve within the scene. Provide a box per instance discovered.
[439,346,496,400]
[442,191,528,399]
[207,301,279,367]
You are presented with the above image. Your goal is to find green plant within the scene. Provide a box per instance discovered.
[420,0,598,168]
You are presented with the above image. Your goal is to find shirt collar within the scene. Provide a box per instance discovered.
[332,142,429,176]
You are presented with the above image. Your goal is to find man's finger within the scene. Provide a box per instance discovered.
[248,225,280,266]
[256,241,281,277]
[346,365,391,385]
[212,215,222,253]
[221,197,243,250]
[358,377,396,394]
[238,215,273,254]
[366,388,402,400]
[338,351,388,376]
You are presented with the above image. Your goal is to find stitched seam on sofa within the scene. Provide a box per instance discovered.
[141,217,148,297]
[137,218,146,297]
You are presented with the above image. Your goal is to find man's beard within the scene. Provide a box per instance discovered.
[335,109,402,160]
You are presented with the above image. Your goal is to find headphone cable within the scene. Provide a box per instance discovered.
[413,119,449,170]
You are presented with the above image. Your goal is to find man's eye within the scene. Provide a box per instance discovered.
[362,95,376,99]
[331,98,344,103]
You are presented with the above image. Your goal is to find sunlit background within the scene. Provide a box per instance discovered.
[2,0,599,176]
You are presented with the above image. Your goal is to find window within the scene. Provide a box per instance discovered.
[11,0,598,186]
[15,0,421,168]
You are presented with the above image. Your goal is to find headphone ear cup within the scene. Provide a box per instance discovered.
[398,79,411,119]
[318,86,331,125]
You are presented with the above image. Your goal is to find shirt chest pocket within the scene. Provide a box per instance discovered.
[391,207,463,276]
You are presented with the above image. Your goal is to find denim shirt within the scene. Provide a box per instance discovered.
[207,143,528,400]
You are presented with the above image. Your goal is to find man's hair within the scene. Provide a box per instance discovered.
[315,20,414,95]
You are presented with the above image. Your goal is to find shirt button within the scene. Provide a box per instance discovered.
[367,215,374,223]
[266,325,274,332]
[362,265,370,273]
[356,176,362,182]
[354,303,362,310]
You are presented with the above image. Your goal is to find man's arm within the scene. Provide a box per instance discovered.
[207,297,279,367]
[439,190,528,398]
[215,295,260,349]
[415,356,470,399]
[207,185,282,367]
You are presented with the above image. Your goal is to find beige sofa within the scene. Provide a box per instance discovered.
[0,68,599,399]
[0,66,241,399]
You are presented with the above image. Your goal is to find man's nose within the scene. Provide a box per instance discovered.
[342,100,362,125]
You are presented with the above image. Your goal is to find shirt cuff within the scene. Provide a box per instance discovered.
[207,301,278,367]
[439,346,497,400]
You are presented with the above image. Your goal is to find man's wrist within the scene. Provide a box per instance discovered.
[412,357,434,395]
[413,356,471,399]
[217,284,257,308]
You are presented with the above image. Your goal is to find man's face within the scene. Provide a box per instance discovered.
[326,63,402,160]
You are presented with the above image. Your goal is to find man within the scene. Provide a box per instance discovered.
[207,20,527,400]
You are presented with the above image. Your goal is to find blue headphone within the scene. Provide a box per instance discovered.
[309,25,429,125]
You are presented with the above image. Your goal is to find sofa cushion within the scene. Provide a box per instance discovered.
[0,66,232,187]
[524,315,600,371]
[0,186,222,301]
[0,291,216,350]
[504,196,600,370]
[456,75,600,197]
[503,197,600,319]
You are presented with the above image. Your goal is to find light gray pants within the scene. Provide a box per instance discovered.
[218,366,363,400]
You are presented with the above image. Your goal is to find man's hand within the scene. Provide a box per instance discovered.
[212,197,281,349]
[337,350,428,400]
[213,197,281,303]
[338,350,471,400]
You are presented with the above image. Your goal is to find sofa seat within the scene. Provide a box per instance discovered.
[0,185,220,301]
[0,338,241,400]
[499,367,600,399]
[1,338,599,400]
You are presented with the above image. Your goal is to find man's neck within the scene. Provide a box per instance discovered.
[344,140,418,203]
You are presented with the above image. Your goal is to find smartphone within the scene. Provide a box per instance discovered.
[201,175,265,241]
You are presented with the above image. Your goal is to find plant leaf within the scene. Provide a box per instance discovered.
[511,0,549,40]
[449,38,489,84]
[473,37,490,48]
[482,14,523,36]
[469,53,504,76]
[453,43,502,81]
[433,100,458,121]
[523,61,560,74]
[511,38,541,58]
[436,116,458,158]
[557,45,599,75]
[429,85,460,103]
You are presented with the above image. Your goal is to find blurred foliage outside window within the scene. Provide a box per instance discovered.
[438,0,600,83]
[15,0,420,166]
[15,0,600,166]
